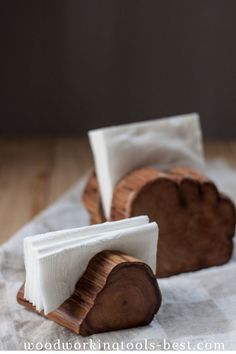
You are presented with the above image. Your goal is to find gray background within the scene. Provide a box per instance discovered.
[1,0,236,138]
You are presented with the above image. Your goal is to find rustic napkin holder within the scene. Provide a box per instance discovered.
[17,250,161,336]
[83,167,236,278]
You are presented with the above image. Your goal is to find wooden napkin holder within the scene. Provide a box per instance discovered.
[17,250,162,336]
[83,167,236,278]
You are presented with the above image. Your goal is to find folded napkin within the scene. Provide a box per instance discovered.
[24,215,148,307]
[89,113,204,219]
[24,216,158,314]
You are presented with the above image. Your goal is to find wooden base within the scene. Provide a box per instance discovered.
[83,167,236,278]
[17,250,162,336]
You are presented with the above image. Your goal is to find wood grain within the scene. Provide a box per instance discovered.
[83,167,236,277]
[0,139,235,245]
[17,250,162,336]
[0,138,92,245]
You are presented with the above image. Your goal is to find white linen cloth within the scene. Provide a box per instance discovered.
[24,216,149,312]
[89,113,204,219]
[0,159,236,350]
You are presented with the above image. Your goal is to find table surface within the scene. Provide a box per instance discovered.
[0,138,236,245]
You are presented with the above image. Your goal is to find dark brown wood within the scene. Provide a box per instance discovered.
[17,250,161,336]
[83,167,236,277]
[82,171,105,224]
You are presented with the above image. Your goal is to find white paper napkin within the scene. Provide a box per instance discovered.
[24,215,148,305]
[38,222,158,314]
[32,216,150,311]
[89,113,204,219]
[24,216,158,314]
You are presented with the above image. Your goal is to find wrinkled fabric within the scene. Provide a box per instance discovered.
[0,159,236,350]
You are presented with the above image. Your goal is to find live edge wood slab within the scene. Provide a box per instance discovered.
[83,167,236,278]
[17,250,161,336]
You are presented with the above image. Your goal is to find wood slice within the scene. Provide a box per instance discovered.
[82,167,236,277]
[17,250,161,336]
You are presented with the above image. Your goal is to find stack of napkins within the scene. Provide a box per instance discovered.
[24,216,158,314]
[89,113,204,219]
